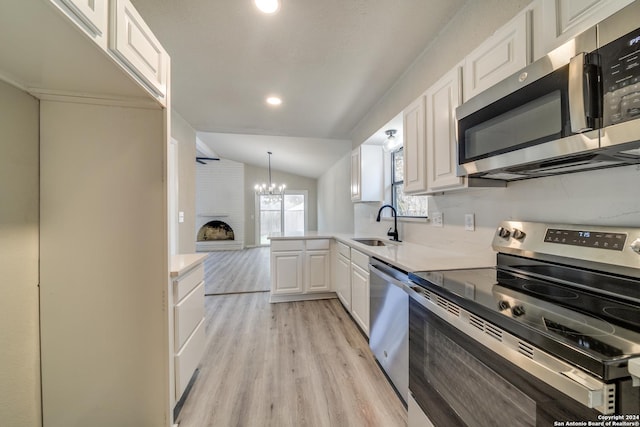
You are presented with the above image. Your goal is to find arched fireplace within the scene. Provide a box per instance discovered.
[197,220,235,241]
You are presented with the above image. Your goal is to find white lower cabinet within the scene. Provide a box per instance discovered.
[172,261,206,403]
[335,248,352,310]
[271,250,304,295]
[270,239,334,302]
[175,319,205,399]
[305,250,331,293]
[350,248,370,336]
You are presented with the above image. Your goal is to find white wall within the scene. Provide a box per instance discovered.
[0,80,41,427]
[318,152,354,233]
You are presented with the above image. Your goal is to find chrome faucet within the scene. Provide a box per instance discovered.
[376,204,401,242]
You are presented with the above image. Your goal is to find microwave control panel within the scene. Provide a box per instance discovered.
[600,27,640,126]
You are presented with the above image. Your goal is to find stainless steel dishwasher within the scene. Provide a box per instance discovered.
[369,257,409,405]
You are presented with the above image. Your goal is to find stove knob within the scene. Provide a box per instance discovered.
[511,305,526,317]
[512,229,526,240]
[631,238,640,254]
[497,300,510,311]
[497,227,511,239]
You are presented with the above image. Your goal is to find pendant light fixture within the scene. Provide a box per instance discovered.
[382,129,401,152]
[255,151,286,199]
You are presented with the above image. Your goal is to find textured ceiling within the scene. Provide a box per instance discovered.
[131,0,467,177]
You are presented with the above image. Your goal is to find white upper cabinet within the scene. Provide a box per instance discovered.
[535,0,634,60]
[51,0,108,47]
[463,10,531,102]
[351,144,383,202]
[350,148,362,200]
[110,0,169,101]
[425,65,464,193]
[403,95,427,194]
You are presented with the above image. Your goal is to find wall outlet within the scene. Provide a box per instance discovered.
[431,212,443,227]
[178,211,185,223]
[464,213,475,231]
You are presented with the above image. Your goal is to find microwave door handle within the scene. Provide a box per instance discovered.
[569,53,592,133]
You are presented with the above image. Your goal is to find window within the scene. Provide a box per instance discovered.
[391,148,428,217]
[258,195,282,245]
[257,191,307,245]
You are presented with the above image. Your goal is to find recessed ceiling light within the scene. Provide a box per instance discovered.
[266,96,282,106]
[254,0,280,14]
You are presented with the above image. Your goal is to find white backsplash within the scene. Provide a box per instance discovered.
[353,164,640,265]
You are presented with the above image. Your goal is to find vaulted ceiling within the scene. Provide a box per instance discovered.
[131,0,467,177]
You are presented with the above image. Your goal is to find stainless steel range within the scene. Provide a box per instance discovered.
[407,221,640,426]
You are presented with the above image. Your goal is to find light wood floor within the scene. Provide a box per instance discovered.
[203,247,270,295]
[176,292,408,427]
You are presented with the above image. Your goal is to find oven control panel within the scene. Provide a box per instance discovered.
[492,221,640,274]
[544,228,627,251]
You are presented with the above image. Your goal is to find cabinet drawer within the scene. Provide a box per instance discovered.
[174,263,204,302]
[175,281,205,351]
[337,241,351,258]
[350,248,370,271]
[175,319,205,399]
[306,239,330,250]
[271,240,304,251]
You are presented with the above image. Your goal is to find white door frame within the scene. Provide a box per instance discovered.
[169,138,179,255]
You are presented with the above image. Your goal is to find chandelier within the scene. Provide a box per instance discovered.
[255,151,286,199]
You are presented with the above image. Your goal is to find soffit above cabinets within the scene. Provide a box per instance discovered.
[0,1,151,102]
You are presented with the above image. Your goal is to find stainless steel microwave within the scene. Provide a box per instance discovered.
[456,1,640,181]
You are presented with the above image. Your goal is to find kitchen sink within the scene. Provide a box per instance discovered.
[352,238,387,247]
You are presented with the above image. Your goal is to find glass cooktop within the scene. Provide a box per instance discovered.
[408,264,640,380]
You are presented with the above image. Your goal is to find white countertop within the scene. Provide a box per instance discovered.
[170,253,209,277]
[269,232,495,272]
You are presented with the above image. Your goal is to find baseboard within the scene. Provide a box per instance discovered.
[269,292,337,303]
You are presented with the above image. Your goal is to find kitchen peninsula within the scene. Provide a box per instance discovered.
[269,231,496,334]
[270,231,495,276]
